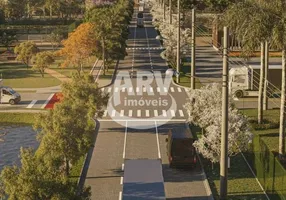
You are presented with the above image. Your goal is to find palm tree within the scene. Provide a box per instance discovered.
[224,0,286,156]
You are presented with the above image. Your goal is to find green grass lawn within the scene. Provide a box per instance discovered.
[173,75,202,89]
[0,62,61,88]
[0,113,39,125]
[241,109,282,154]
[50,57,96,78]
[99,68,115,79]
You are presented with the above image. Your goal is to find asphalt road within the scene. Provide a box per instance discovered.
[85,5,211,200]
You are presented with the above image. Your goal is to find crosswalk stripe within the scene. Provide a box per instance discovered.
[129,87,133,92]
[103,110,108,117]
[179,110,184,117]
[157,87,160,92]
[112,110,116,117]
[122,87,126,92]
[178,87,182,92]
[108,87,112,93]
[170,87,174,92]
[120,110,124,117]
[137,110,141,117]
[150,87,153,93]
[154,110,158,117]
[162,110,167,117]
[164,87,168,92]
[136,87,139,93]
[129,110,133,117]
[115,87,119,92]
[26,100,37,108]
[146,110,150,117]
[170,110,175,117]
[143,87,147,92]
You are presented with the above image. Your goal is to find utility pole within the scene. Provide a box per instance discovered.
[258,42,265,123]
[220,26,229,200]
[169,0,172,24]
[263,41,269,110]
[163,0,166,21]
[191,8,196,89]
[176,0,180,83]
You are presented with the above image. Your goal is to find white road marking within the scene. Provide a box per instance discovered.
[129,87,133,92]
[122,87,126,92]
[162,110,167,117]
[137,110,141,117]
[154,110,158,117]
[99,119,187,122]
[136,87,139,93]
[164,87,168,92]
[146,110,150,117]
[112,110,116,117]
[26,100,37,108]
[120,177,123,185]
[155,121,161,159]
[120,110,124,117]
[115,87,119,92]
[119,192,122,200]
[178,87,182,92]
[170,87,174,92]
[108,87,112,93]
[170,110,175,117]
[123,121,128,159]
[150,87,153,93]
[143,87,147,92]
[103,110,108,117]
[41,93,54,109]
[157,87,161,92]
[128,110,133,117]
[122,164,124,171]
[179,110,184,117]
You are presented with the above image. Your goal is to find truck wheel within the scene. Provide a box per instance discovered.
[9,99,15,105]
[235,90,243,98]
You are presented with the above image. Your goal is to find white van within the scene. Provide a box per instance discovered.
[0,80,21,105]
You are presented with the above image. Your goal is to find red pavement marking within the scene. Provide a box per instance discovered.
[44,93,63,109]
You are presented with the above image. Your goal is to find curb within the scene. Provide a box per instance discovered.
[197,155,215,200]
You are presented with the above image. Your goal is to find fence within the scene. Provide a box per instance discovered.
[246,136,286,200]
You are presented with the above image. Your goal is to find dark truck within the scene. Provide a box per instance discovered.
[122,159,165,200]
[165,123,197,168]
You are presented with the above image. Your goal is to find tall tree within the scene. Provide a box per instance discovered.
[14,41,38,67]
[57,22,96,72]
[32,51,55,77]
[0,148,90,199]
[0,30,17,50]
[225,0,286,156]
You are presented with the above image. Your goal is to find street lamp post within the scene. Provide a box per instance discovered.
[176,0,180,83]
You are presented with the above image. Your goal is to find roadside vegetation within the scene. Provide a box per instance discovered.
[0,113,39,125]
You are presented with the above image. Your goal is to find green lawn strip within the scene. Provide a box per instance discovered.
[240,109,282,153]
[69,155,85,183]
[203,154,270,200]
[190,124,268,200]
[0,113,39,125]
[172,75,202,89]
[49,57,96,78]
[0,62,61,88]
[99,68,115,79]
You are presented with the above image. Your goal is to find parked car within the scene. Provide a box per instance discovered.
[165,123,197,168]
[0,79,21,105]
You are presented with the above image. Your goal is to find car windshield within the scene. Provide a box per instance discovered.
[171,139,194,156]
[6,88,16,94]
